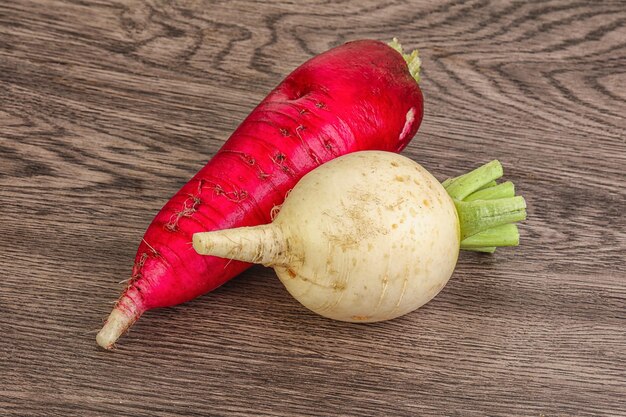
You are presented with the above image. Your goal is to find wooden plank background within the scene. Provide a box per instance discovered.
[1,0,624,415]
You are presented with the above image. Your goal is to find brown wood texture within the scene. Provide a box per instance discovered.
[1,0,625,416]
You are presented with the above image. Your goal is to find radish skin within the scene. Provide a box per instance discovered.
[193,151,526,322]
[97,39,424,348]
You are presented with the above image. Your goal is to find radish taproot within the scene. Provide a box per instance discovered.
[193,152,526,322]
[97,39,424,348]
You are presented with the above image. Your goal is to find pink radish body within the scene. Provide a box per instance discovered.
[97,39,423,348]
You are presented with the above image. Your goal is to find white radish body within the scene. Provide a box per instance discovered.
[194,151,461,322]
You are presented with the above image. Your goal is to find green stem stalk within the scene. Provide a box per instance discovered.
[464,181,515,201]
[455,196,527,240]
[443,160,527,252]
[460,224,520,248]
[445,160,503,201]
[477,180,498,191]
[464,247,497,253]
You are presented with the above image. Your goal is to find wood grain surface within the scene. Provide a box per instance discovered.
[1,0,625,416]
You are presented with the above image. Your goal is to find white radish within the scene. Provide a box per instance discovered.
[193,151,526,322]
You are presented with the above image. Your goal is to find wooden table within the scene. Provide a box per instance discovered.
[1,1,624,416]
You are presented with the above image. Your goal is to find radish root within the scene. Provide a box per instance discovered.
[96,308,139,349]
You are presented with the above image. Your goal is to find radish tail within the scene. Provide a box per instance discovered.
[193,224,289,267]
[96,298,142,349]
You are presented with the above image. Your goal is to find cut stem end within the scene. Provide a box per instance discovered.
[388,38,421,83]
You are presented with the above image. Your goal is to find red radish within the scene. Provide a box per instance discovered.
[97,39,423,349]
